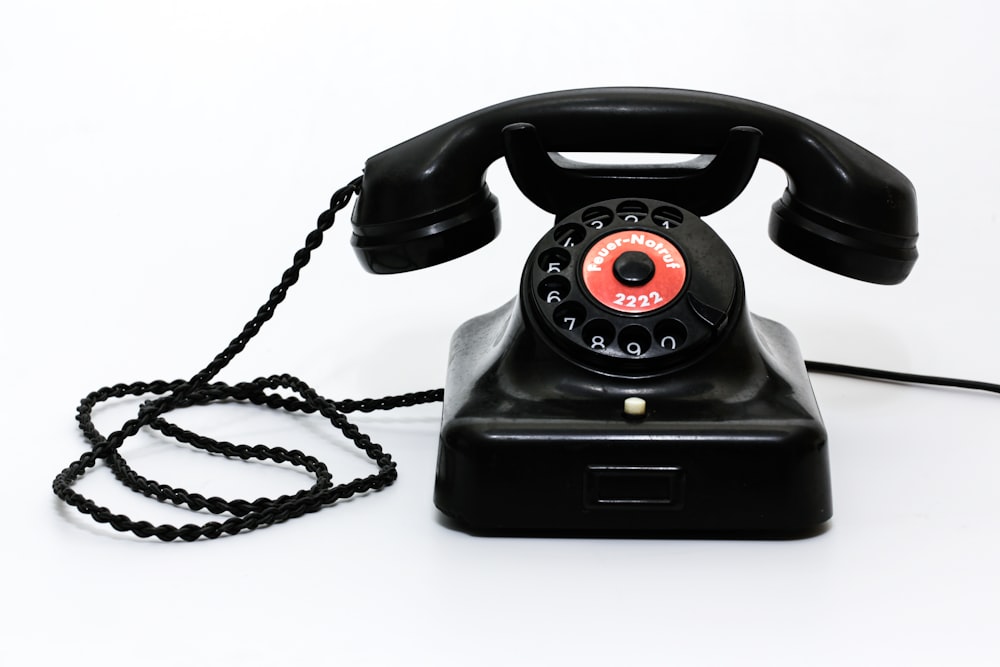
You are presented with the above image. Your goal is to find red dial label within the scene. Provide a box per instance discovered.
[581,230,686,314]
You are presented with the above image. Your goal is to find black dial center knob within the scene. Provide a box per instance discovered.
[612,251,656,286]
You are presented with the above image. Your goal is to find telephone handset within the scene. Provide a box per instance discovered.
[54,88,924,539]
[351,88,917,283]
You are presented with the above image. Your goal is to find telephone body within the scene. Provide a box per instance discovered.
[351,88,917,535]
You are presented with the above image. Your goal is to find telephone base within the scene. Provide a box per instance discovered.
[434,302,832,536]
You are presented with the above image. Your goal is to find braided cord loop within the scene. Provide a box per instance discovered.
[53,178,443,541]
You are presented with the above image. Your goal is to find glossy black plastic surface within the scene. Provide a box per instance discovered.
[435,303,832,535]
[351,88,917,283]
[434,202,832,535]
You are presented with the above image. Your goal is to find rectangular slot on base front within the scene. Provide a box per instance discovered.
[585,465,684,508]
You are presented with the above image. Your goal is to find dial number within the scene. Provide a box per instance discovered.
[612,291,665,309]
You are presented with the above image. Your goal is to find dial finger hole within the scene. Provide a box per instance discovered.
[654,319,688,351]
[582,206,614,230]
[539,247,571,273]
[553,223,586,248]
[553,301,586,331]
[616,200,648,223]
[538,275,571,304]
[618,325,652,357]
[582,319,615,351]
[652,206,685,229]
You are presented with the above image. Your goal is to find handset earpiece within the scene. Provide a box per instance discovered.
[350,88,917,283]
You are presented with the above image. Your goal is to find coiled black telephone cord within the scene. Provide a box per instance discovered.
[54,177,439,541]
[51,178,1000,541]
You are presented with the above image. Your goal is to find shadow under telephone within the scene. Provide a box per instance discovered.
[53,88,994,541]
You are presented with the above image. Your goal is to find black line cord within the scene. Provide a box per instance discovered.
[54,177,441,541]
[805,361,1000,395]
[52,178,998,540]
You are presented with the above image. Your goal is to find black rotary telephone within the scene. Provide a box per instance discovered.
[351,88,917,536]
[58,88,955,540]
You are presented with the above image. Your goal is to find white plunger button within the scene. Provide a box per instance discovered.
[623,396,646,417]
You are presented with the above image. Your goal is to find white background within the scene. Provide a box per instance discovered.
[3,1,999,664]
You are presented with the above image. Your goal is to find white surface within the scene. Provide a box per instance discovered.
[3,1,999,664]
